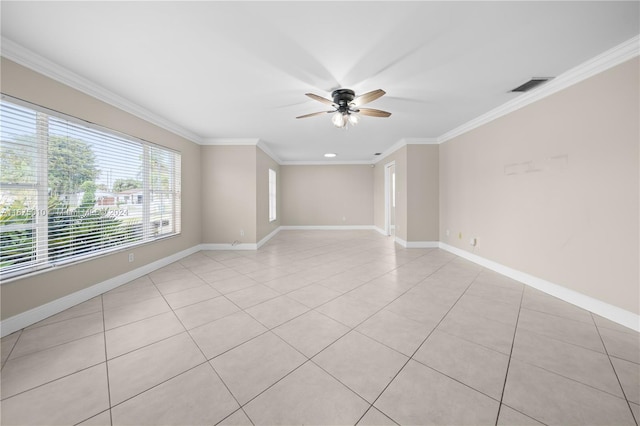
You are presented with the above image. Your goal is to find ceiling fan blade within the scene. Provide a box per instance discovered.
[354,89,386,106]
[305,93,335,106]
[296,111,331,119]
[358,108,392,118]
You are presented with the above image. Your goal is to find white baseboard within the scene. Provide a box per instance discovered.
[200,243,258,250]
[373,226,389,236]
[257,227,281,249]
[439,243,640,332]
[1,229,288,336]
[0,245,201,337]
[3,232,637,336]
[279,225,376,231]
[406,241,440,248]
[394,237,439,248]
[200,226,282,252]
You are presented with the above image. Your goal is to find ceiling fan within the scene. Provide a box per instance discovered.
[296,89,391,128]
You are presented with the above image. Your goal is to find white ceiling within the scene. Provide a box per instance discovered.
[2,1,639,162]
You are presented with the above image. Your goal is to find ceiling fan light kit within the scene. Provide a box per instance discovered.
[297,88,391,128]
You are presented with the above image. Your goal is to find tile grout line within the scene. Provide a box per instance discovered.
[27,301,112,425]
[108,274,248,423]
[590,311,639,426]
[1,329,106,367]
[10,233,636,424]
[19,307,103,332]
[0,329,23,370]
[99,294,114,426]
[3,309,106,362]
[494,282,526,426]
[305,251,448,331]
[0,361,107,403]
[152,271,258,426]
[351,255,473,425]
[210,246,441,422]
[0,244,431,415]
[516,308,632,359]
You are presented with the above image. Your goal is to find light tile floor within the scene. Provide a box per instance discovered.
[1,230,639,425]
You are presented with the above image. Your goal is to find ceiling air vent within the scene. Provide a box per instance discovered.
[510,77,553,93]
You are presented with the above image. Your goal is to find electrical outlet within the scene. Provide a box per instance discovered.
[240,229,244,237]
[128,253,134,262]
[446,229,450,237]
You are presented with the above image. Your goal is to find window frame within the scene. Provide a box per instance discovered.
[0,94,182,282]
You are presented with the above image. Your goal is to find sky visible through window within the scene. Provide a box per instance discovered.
[0,98,181,278]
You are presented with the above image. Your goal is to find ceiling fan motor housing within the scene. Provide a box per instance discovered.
[332,89,356,113]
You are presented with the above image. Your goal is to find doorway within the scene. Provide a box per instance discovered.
[384,161,396,236]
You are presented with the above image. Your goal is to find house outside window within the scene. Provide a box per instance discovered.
[0,96,181,279]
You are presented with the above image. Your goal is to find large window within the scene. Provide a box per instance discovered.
[268,168,276,222]
[0,96,181,279]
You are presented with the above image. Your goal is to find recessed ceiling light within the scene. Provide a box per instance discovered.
[324,153,337,158]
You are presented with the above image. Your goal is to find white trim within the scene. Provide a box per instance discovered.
[257,140,282,164]
[438,243,640,332]
[3,35,638,159]
[201,138,260,146]
[403,138,439,145]
[438,35,640,144]
[373,139,406,164]
[394,237,439,248]
[1,37,203,145]
[373,138,439,164]
[395,237,407,247]
[257,226,281,249]
[3,232,637,336]
[280,161,374,166]
[373,226,388,236]
[405,241,440,248]
[200,243,258,250]
[0,245,201,337]
[279,225,376,231]
[200,138,283,164]
[201,226,282,250]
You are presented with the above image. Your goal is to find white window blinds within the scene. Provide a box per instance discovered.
[0,96,181,279]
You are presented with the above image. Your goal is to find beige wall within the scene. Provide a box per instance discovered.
[201,145,257,244]
[0,58,202,320]
[440,58,639,314]
[407,144,439,242]
[281,165,374,226]
[256,147,280,242]
[3,54,637,323]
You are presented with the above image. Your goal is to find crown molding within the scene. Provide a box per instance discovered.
[201,138,260,146]
[438,34,640,144]
[280,160,374,166]
[403,137,439,145]
[256,140,283,164]
[372,137,438,163]
[201,138,283,164]
[372,139,406,164]
[1,37,204,145]
[4,34,637,157]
